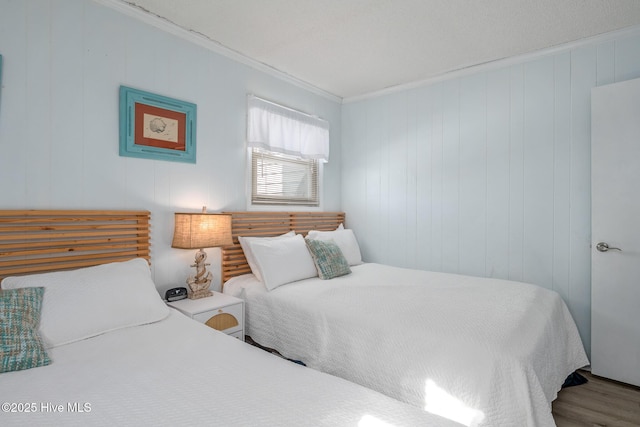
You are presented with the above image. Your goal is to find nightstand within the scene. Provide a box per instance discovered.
[167,292,245,340]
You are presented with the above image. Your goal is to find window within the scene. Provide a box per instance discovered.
[246,95,329,207]
[251,148,319,206]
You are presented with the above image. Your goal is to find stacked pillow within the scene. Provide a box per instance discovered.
[306,226,363,266]
[239,224,363,289]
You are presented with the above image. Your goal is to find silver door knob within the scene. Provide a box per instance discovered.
[596,242,622,252]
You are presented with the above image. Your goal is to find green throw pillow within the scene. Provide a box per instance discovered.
[305,238,351,280]
[0,287,51,373]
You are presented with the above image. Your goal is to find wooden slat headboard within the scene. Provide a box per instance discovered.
[0,210,150,283]
[221,211,345,283]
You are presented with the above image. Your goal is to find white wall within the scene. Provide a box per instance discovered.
[342,29,640,355]
[0,0,342,295]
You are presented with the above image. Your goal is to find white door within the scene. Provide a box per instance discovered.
[591,77,640,387]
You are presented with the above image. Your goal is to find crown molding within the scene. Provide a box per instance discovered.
[343,24,640,104]
[95,0,342,103]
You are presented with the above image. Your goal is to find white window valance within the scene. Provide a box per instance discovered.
[247,95,330,162]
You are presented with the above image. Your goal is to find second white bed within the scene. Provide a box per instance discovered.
[225,263,589,427]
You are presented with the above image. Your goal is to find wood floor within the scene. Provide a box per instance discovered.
[553,370,640,426]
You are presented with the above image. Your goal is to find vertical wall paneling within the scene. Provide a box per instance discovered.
[341,102,366,233]
[552,53,571,302]
[416,85,436,270]
[26,0,52,206]
[352,101,368,260]
[508,64,525,282]
[440,79,461,273]
[405,91,418,268]
[0,0,28,208]
[207,56,245,210]
[364,97,388,262]
[341,27,640,355]
[485,68,511,279]
[522,57,555,289]
[83,2,127,207]
[378,96,391,262]
[387,92,408,267]
[430,85,445,272]
[458,73,487,277]
[51,1,85,207]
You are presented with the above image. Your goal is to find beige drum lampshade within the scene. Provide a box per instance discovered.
[171,213,233,249]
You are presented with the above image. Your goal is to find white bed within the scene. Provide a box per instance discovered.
[0,259,460,427]
[221,215,590,427]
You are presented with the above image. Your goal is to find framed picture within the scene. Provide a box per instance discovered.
[119,86,197,163]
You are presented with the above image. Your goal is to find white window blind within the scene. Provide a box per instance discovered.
[247,95,329,162]
[251,148,319,206]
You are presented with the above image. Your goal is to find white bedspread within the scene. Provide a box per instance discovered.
[225,263,589,427]
[0,310,460,427]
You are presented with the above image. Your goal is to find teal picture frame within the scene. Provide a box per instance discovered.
[119,85,196,163]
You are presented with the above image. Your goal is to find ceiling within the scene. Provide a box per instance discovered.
[120,0,640,100]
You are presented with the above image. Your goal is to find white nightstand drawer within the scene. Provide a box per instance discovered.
[193,302,243,334]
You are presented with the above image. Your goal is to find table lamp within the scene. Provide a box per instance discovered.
[171,209,233,299]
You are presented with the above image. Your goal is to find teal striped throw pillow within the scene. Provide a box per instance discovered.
[305,238,351,280]
[1,287,51,373]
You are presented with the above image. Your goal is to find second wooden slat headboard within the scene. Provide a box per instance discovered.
[221,211,345,283]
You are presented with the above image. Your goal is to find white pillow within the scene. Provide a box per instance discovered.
[238,231,295,282]
[249,234,317,290]
[307,228,362,266]
[1,258,170,348]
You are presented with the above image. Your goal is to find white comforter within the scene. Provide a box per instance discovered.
[0,310,460,427]
[225,263,589,427]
